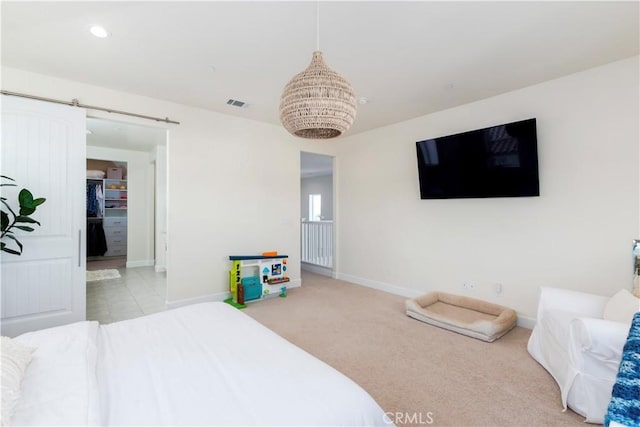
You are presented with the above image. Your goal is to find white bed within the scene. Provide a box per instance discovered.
[8,302,388,426]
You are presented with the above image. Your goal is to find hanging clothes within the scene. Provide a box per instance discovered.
[87,221,108,256]
[87,183,99,217]
[87,183,104,218]
[96,184,104,217]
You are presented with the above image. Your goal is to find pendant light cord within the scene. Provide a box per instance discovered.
[316,0,320,51]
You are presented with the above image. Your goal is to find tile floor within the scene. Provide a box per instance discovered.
[86,266,167,324]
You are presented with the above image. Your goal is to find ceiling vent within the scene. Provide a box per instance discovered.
[226,99,248,108]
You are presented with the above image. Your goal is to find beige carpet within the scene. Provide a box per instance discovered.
[244,272,585,427]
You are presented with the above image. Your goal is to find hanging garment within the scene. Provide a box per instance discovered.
[87,184,99,217]
[96,184,104,218]
[87,221,108,256]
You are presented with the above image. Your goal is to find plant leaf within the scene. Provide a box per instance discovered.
[15,216,40,225]
[19,189,35,208]
[33,198,46,207]
[1,211,9,232]
[18,188,33,203]
[1,199,16,217]
[4,234,23,252]
[19,206,36,216]
[0,176,16,186]
[1,246,21,255]
[14,226,35,232]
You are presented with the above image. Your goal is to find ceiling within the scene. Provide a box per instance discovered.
[2,2,638,137]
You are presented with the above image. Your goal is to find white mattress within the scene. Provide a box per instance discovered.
[85,302,387,426]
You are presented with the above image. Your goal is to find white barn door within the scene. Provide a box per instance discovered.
[1,96,86,337]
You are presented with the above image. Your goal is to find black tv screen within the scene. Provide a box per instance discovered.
[416,118,540,199]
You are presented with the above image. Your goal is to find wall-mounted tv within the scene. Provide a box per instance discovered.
[416,118,540,199]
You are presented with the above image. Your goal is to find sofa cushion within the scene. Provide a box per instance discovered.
[539,309,575,352]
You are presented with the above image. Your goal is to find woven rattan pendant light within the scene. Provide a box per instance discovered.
[279,2,357,139]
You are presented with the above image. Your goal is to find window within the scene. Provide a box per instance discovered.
[309,194,322,221]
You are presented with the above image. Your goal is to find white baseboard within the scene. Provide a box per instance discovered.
[516,315,536,329]
[301,262,333,277]
[335,273,424,298]
[335,272,537,328]
[126,260,154,268]
[286,278,302,289]
[166,279,302,310]
[154,265,166,273]
[166,291,230,310]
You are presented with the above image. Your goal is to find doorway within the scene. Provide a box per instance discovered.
[300,152,334,277]
[86,158,128,270]
[85,117,168,323]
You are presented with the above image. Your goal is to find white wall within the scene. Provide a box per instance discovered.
[333,56,639,318]
[5,56,637,318]
[1,66,336,304]
[87,146,155,266]
[301,175,333,220]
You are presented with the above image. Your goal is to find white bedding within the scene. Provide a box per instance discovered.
[12,321,101,426]
[9,302,387,426]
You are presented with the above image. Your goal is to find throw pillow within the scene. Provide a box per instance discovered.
[1,337,35,426]
[603,289,640,324]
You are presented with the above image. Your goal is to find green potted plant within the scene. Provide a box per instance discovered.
[1,175,46,255]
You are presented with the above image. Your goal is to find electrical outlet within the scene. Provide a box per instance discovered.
[494,283,503,295]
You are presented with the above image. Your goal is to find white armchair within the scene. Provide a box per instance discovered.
[527,287,630,424]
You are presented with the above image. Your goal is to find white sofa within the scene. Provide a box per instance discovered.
[527,287,630,424]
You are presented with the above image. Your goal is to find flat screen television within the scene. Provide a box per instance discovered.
[416,118,539,199]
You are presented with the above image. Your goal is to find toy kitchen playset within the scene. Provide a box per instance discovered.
[227,252,290,308]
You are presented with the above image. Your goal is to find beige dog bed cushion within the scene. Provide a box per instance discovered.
[406,292,517,342]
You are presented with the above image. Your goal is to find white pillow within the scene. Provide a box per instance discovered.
[11,321,101,426]
[1,337,35,426]
[603,289,640,324]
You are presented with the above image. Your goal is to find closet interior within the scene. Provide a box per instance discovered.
[87,159,128,269]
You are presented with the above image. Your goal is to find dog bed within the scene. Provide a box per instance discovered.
[406,292,517,342]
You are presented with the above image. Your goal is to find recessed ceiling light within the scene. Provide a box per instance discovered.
[90,25,110,38]
[358,97,369,105]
